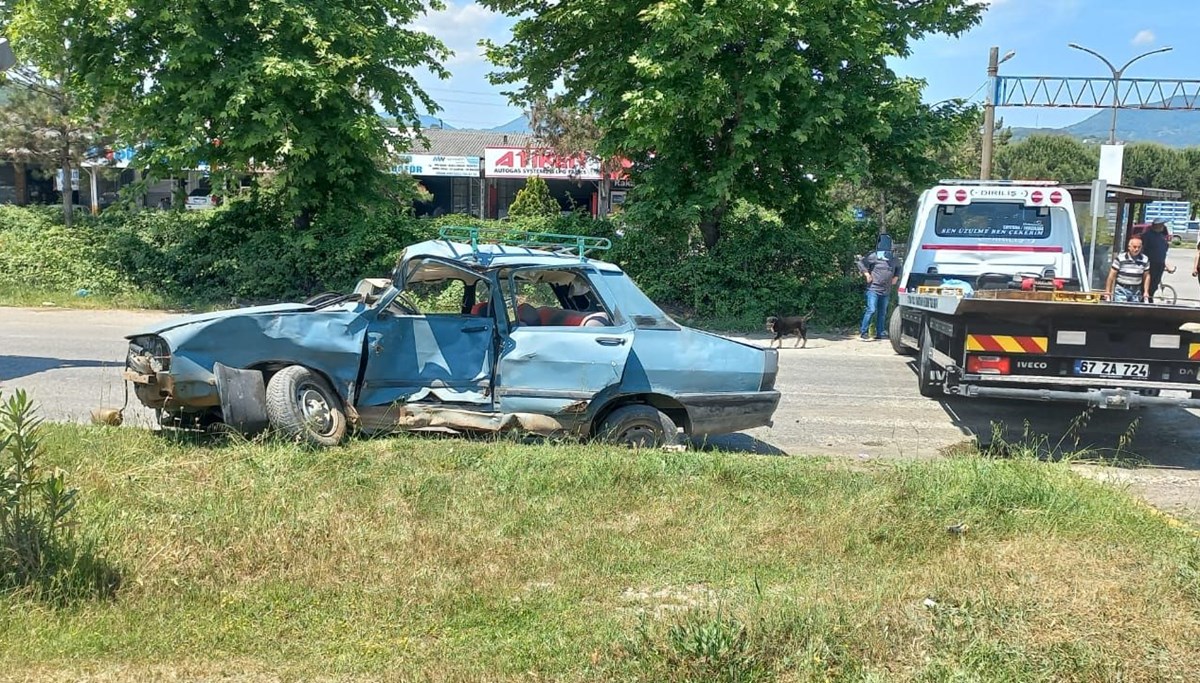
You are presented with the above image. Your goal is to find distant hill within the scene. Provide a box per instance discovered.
[418,115,455,130]
[1008,97,1200,147]
[489,115,531,133]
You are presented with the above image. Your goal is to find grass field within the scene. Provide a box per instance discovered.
[2,424,1200,682]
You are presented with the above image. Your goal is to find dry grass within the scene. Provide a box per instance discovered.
[1,425,1199,681]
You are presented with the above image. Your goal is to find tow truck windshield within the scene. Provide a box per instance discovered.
[933,201,1055,240]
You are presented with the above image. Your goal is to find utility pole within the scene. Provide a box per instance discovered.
[980,47,1016,180]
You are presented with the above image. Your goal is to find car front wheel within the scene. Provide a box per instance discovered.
[598,405,679,448]
[265,365,348,447]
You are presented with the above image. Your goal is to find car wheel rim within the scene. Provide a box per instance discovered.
[619,423,659,447]
[298,385,334,435]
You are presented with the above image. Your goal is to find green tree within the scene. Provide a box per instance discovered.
[507,176,561,218]
[1123,142,1187,191]
[993,134,1098,183]
[1181,147,1200,215]
[29,0,451,226]
[481,0,984,249]
[0,0,110,226]
[828,103,983,241]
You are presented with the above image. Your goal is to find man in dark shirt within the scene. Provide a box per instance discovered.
[856,234,899,341]
[1140,220,1176,302]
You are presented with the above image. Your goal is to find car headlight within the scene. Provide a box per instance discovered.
[127,335,171,373]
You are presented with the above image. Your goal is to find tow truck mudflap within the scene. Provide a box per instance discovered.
[959,385,1200,410]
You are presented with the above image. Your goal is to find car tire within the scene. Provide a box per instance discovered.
[265,365,348,447]
[888,308,913,356]
[917,324,944,398]
[598,405,679,448]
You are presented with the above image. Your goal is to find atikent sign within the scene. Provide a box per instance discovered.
[484,147,605,180]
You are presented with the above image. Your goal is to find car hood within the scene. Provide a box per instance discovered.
[126,303,314,338]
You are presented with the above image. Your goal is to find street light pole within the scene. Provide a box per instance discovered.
[980,46,1015,180]
[1067,43,1173,144]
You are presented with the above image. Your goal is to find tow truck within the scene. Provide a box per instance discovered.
[888,179,1200,409]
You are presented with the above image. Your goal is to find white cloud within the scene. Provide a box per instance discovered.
[412,2,514,66]
[1131,29,1156,46]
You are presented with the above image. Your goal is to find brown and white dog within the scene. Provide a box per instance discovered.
[765,311,814,349]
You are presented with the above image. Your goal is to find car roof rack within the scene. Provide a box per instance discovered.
[438,226,612,262]
[938,179,1060,186]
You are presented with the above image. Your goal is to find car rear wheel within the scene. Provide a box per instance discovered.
[598,405,679,448]
[265,365,347,447]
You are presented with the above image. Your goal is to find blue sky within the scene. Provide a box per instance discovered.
[412,0,1200,131]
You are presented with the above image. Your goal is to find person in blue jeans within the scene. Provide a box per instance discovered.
[857,234,899,341]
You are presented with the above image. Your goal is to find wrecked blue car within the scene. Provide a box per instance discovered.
[124,228,781,447]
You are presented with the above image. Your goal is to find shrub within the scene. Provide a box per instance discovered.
[507,175,561,218]
[0,390,74,584]
[0,206,135,295]
[0,390,118,602]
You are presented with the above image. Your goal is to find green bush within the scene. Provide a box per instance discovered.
[507,175,561,218]
[0,195,882,328]
[0,390,116,601]
[0,206,135,295]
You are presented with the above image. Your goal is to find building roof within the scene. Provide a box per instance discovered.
[411,129,537,157]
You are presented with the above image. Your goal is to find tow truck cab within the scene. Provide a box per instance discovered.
[900,181,1089,294]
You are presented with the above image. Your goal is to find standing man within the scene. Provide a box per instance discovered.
[1106,235,1151,303]
[1192,228,1200,295]
[857,234,899,341]
[1141,220,1175,302]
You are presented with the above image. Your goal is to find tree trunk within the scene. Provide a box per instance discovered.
[60,143,73,227]
[699,201,727,251]
[14,161,28,205]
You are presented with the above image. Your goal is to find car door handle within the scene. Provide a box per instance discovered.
[595,337,626,346]
[463,325,489,333]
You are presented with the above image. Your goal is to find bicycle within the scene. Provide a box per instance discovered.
[1156,283,1178,305]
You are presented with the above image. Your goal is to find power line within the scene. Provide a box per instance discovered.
[432,96,523,109]
[423,85,514,99]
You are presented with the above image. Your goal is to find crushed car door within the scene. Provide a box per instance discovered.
[496,266,633,416]
[357,259,495,407]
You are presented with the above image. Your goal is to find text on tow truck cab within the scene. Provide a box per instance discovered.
[933,185,1067,207]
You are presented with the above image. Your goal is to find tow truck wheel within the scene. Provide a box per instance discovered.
[265,365,348,447]
[917,325,944,398]
[888,308,913,356]
[598,405,679,448]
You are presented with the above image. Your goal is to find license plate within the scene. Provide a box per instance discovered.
[1074,360,1149,379]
